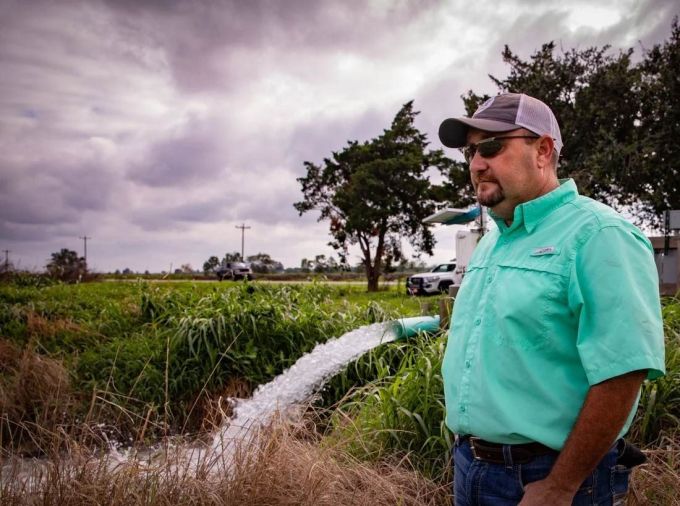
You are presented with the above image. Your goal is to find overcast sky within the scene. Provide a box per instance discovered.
[1,0,677,272]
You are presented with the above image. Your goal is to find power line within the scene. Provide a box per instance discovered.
[79,236,91,266]
[235,224,251,260]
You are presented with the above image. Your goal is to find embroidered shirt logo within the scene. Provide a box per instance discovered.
[531,246,558,256]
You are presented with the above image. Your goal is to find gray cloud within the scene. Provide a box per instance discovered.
[129,126,226,187]
[1,161,118,230]
[1,0,678,271]
[286,107,391,171]
[102,0,442,93]
[129,197,229,231]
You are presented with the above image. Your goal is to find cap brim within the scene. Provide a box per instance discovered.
[438,117,521,148]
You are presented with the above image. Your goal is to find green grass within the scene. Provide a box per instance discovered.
[0,279,424,445]
[6,277,674,477]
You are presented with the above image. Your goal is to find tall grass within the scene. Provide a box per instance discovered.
[0,280,420,450]
[0,411,450,506]
[1,280,678,503]
[326,332,450,479]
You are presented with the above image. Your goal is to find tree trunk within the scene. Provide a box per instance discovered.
[365,264,380,292]
[363,230,385,292]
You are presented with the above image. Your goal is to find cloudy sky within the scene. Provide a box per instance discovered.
[1,0,677,272]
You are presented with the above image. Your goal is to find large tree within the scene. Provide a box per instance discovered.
[462,19,680,228]
[636,20,680,221]
[295,102,462,291]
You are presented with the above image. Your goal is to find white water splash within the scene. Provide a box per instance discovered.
[180,321,397,473]
[4,321,399,490]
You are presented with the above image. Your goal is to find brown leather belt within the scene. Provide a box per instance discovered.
[463,436,557,464]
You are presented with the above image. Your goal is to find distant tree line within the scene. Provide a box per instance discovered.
[203,252,284,274]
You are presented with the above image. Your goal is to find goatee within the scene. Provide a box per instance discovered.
[477,184,505,207]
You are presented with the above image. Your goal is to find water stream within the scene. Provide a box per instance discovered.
[176,320,397,474]
[5,321,399,486]
[1,322,397,492]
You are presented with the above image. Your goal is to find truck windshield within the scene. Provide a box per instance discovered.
[432,264,455,272]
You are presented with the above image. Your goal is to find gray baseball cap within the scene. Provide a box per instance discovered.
[438,93,563,154]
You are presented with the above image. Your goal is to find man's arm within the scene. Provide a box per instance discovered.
[519,369,646,506]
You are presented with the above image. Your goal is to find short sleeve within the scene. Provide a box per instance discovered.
[568,225,665,385]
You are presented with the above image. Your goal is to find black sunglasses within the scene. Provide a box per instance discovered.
[462,135,540,163]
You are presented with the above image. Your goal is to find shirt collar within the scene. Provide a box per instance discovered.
[489,178,579,235]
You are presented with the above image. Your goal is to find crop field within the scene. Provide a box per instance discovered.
[0,278,678,505]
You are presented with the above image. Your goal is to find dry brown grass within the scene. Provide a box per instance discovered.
[1,405,679,505]
[24,313,87,341]
[0,413,450,506]
[629,434,680,505]
[0,340,77,456]
[187,376,255,436]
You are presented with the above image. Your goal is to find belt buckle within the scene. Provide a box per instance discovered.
[469,436,482,460]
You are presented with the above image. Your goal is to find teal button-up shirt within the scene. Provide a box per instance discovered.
[441,179,665,450]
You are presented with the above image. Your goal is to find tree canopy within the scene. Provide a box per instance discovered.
[46,248,87,282]
[246,252,284,273]
[463,19,680,227]
[203,255,220,273]
[295,101,464,291]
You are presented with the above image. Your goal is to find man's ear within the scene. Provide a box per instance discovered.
[536,135,555,169]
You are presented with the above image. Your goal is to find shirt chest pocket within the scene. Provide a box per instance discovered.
[489,259,569,351]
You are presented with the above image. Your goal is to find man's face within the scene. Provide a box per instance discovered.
[466,128,545,220]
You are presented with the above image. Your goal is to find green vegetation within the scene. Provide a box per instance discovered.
[461,20,680,227]
[326,333,450,479]
[0,279,422,447]
[1,280,678,503]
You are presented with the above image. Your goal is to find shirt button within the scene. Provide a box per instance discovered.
[486,276,493,283]
[459,405,466,413]
[465,360,471,368]
[474,318,481,326]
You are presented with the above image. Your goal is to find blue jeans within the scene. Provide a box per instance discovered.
[453,439,631,505]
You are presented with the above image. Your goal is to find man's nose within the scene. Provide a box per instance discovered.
[468,152,488,174]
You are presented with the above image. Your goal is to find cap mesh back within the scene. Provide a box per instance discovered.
[516,95,563,153]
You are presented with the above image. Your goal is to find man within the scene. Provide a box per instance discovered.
[437,93,665,505]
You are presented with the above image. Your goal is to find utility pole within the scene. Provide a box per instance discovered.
[235,224,251,261]
[79,236,91,266]
[2,250,9,272]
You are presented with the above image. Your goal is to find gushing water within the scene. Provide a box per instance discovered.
[5,321,398,487]
[2,321,398,483]
[181,320,397,473]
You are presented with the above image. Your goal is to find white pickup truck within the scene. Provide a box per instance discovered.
[406,262,457,295]
[405,227,483,296]
[215,261,253,281]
